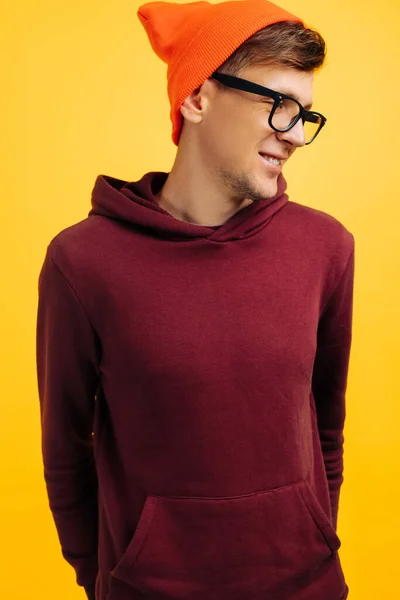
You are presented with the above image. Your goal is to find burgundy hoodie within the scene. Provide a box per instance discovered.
[36,171,354,600]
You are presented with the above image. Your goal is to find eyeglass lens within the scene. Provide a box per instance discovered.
[272,98,322,143]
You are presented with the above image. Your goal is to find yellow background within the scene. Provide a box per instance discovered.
[1,0,399,597]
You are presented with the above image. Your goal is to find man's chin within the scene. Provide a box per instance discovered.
[258,176,279,200]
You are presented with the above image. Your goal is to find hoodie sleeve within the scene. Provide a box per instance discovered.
[312,239,355,531]
[36,247,100,593]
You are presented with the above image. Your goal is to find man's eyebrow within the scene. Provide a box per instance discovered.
[261,87,314,110]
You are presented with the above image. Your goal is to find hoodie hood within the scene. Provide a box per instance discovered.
[88,171,289,242]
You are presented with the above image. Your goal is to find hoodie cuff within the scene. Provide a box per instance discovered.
[75,553,98,598]
[84,582,96,600]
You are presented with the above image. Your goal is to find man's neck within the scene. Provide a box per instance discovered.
[156,170,251,227]
[154,150,252,227]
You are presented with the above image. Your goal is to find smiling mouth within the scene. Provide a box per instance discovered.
[259,153,283,167]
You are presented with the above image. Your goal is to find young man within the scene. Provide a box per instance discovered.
[36,1,354,599]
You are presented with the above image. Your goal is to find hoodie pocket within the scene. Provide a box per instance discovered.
[107,479,341,600]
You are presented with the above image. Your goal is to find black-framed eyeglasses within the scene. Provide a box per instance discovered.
[211,72,327,145]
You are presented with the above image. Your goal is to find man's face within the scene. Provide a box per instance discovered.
[196,65,315,202]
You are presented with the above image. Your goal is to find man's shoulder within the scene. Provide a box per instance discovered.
[43,214,113,282]
[46,217,96,261]
[285,200,351,233]
[284,200,354,255]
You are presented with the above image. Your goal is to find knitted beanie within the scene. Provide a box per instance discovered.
[137,0,303,146]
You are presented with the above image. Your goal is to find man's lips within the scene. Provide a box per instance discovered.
[259,152,286,170]
[259,152,287,162]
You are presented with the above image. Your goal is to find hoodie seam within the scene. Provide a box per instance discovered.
[49,254,99,338]
[318,241,354,320]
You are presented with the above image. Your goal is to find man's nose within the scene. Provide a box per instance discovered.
[277,119,306,147]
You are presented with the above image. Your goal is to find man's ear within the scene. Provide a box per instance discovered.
[180,80,213,124]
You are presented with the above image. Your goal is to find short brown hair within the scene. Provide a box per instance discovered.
[215,21,326,76]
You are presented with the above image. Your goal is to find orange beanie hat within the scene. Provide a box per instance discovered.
[137,0,303,146]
